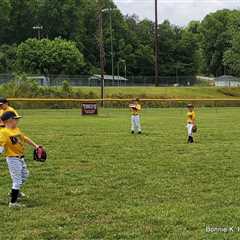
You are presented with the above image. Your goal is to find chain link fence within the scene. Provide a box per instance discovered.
[0,74,197,87]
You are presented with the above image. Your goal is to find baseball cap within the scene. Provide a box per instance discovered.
[1,111,22,121]
[0,97,8,105]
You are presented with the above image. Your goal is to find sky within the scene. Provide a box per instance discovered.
[114,0,240,26]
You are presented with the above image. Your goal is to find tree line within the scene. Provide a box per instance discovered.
[0,0,240,78]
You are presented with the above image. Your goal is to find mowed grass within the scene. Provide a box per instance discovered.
[0,107,240,240]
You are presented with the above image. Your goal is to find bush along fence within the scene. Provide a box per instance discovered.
[8,98,240,109]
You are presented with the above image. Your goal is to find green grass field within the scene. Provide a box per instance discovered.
[0,108,240,240]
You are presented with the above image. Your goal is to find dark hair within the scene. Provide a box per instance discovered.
[0,97,8,104]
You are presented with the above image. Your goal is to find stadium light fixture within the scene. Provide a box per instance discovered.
[33,25,43,40]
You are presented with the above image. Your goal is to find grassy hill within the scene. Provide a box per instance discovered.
[73,87,240,99]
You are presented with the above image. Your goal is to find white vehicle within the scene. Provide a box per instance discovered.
[27,76,49,86]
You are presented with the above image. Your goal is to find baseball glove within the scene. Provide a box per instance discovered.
[192,125,197,133]
[34,146,47,162]
[129,104,137,110]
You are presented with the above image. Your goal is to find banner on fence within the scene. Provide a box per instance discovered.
[81,102,98,115]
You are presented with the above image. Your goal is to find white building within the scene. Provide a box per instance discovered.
[88,75,128,86]
[27,76,50,86]
[215,75,240,87]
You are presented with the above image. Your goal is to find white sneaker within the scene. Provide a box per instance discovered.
[9,202,26,208]
[19,192,26,198]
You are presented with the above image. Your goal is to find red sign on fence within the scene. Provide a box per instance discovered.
[81,102,98,115]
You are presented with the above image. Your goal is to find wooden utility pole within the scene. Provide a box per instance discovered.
[154,0,159,86]
[97,0,105,107]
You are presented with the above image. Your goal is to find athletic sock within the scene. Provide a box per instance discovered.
[11,189,19,203]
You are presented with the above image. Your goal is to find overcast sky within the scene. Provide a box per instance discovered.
[114,0,240,26]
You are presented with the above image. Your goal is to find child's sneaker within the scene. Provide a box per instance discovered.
[9,202,26,208]
[18,192,26,198]
[131,131,134,134]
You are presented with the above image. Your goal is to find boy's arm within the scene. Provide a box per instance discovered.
[0,134,6,154]
[23,136,39,149]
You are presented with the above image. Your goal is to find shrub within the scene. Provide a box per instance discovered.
[62,80,73,97]
[2,74,40,97]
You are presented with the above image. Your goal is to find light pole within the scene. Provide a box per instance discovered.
[98,9,105,107]
[102,8,117,86]
[33,25,43,39]
[117,60,127,87]
[154,0,159,86]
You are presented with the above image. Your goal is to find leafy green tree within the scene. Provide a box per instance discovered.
[6,0,39,44]
[37,0,84,40]
[0,0,11,44]
[224,32,240,76]
[177,30,200,75]
[158,21,179,76]
[16,38,85,75]
[199,10,240,76]
[5,0,240,80]
[121,16,154,76]
[0,44,17,73]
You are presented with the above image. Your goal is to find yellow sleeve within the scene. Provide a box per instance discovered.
[136,104,141,111]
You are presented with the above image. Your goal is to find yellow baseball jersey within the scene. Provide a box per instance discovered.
[131,104,141,115]
[0,127,26,157]
[187,111,196,123]
[0,106,19,127]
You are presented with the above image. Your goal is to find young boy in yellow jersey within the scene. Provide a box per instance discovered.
[129,98,142,134]
[186,104,196,143]
[0,98,19,127]
[0,111,40,208]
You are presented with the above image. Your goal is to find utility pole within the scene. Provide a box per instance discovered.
[109,11,114,86]
[154,0,159,86]
[97,1,105,107]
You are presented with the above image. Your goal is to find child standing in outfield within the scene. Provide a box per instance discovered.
[0,98,19,127]
[0,111,40,208]
[186,104,196,143]
[129,98,142,134]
